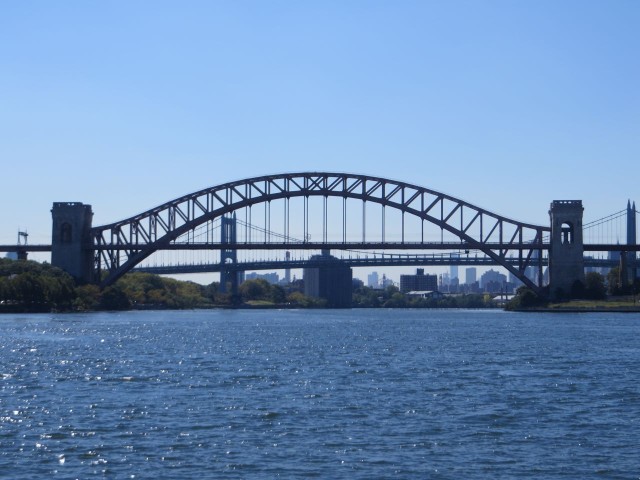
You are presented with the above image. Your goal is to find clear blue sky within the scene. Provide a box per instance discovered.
[1,2,638,261]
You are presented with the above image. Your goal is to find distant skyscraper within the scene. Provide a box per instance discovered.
[480,269,507,292]
[465,267,476,285]
[367,271,379,288]
[381,274,394,288]
[450,253,459,281]
[285,251,291,284]
[608,248,621,264]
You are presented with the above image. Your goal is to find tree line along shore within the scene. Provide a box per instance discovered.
[1,258,637,313]
[0,258,497,312]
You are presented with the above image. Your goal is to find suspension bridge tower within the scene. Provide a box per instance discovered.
[219,214,242,294]
[626,200,637,283]
[16,230,29,260]
[549,200,585,298]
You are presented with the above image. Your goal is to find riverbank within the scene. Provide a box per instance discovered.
[516,297,640,313]
[519,307,640,313]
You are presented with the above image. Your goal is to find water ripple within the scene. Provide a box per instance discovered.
[1,309,639,478]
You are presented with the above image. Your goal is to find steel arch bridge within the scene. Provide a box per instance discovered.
[91,172,550,291]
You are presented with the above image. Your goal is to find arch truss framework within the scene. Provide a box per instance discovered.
[91,172,550,291]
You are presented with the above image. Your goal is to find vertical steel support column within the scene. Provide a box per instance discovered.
[439,198,444,243]
[304,196,309,242]
[382,206,385,244]
[343,196,347,244]
[421,193,424,244]
[323,196,327,243]
[362,201,366,244]
[285,197,290,242]
[402,211,405,244]
[267,201,271,243]
[538,246,544,289]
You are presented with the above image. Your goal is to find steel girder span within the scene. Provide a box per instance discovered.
[91,172,550,291]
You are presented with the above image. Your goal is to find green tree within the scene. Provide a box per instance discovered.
[0,259,77,311]
[352,286,382,307]
[607,267,621,295]
[74,284,101,311]
[11,273,46,304]
[570,280,585,299]
[584,272,606,299]
[0,277,13,303]
[506,287,546,310]
[112,272,209,309]
[239,279,270,302]
[100,285,131,310]
[383,292,407,308]
[269,284,286,304]
[175,280,210,308]
[287,291,327,308]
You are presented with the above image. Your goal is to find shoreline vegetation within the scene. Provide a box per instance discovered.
[0,258,496,313]
[1,258,638,313]
[516,299,640,313]
[504,270,640,313]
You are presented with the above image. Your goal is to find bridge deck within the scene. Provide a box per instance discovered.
[2,243,639,252]
[0,245,52,252]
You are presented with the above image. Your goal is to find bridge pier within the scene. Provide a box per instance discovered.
[51,202,95,284]
[303,250,352,307]
[548,200,585,298]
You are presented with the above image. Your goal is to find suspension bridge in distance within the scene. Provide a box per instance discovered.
[1,172,638,298]
[132,216,628,275]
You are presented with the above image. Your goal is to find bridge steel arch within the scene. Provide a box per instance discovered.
[91,172,550,291]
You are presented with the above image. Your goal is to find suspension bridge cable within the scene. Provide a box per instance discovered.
[583,209,626,229]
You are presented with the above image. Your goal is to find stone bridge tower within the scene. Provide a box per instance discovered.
[51,202,95,284]
[549,200,585,298]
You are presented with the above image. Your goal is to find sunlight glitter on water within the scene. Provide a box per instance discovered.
[1,309,639,478]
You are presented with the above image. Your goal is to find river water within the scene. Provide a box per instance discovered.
[1,309,639,479]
